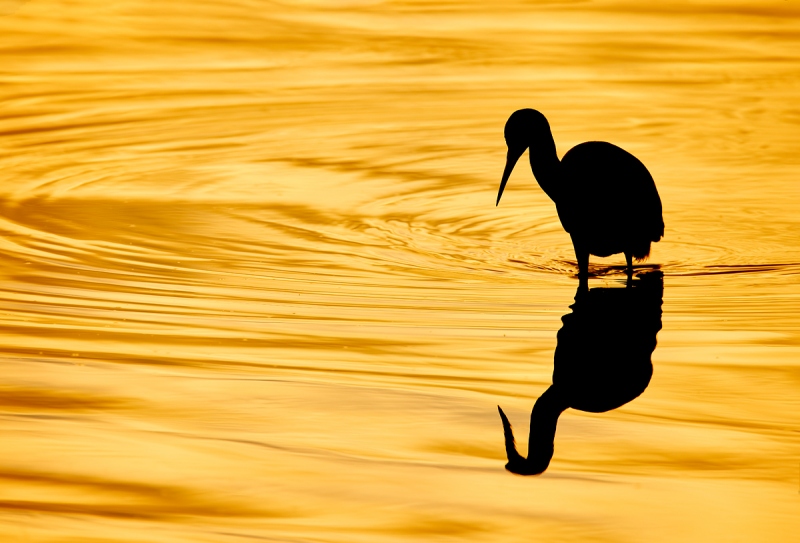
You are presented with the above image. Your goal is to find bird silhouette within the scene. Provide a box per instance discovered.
[497,272,663,475]
[496,109,664,279]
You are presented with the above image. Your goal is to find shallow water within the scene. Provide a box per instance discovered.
[0,1,799,541]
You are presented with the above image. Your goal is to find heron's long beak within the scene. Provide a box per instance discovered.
[497,146,525,206]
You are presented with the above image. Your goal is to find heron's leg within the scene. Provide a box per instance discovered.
[624,252,634,287]
[571,235,589,280]
[625,252,633,277]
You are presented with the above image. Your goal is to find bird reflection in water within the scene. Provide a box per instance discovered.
[498,272,663,475]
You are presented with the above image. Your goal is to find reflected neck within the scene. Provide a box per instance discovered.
[504,385,569,475]
[526,385,568,459]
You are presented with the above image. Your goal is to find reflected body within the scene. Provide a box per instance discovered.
[499,273,664,475]
[497,109,664,278]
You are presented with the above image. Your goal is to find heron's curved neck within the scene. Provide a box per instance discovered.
[529,136,561,202]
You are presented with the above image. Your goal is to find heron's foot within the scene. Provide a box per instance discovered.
[636,269,664,281]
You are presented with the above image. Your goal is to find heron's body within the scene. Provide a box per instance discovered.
[497,109,664,277]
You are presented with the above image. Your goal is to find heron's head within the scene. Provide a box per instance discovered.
[497,405,554,476]
[497,109,552,206]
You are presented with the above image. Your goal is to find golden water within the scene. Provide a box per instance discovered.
[0,1,799,541]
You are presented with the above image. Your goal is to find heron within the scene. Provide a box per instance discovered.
[497,109,664,278]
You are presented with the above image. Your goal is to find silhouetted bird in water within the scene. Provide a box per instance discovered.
[497,272,663,475]
[496,109,664,278]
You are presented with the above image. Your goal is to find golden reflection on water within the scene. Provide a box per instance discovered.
[0,1,799,541]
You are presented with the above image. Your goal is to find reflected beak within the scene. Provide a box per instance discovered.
[497,146,525,206]
[497,405,525,468]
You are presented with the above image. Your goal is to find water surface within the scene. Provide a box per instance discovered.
[0,1,799,541]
